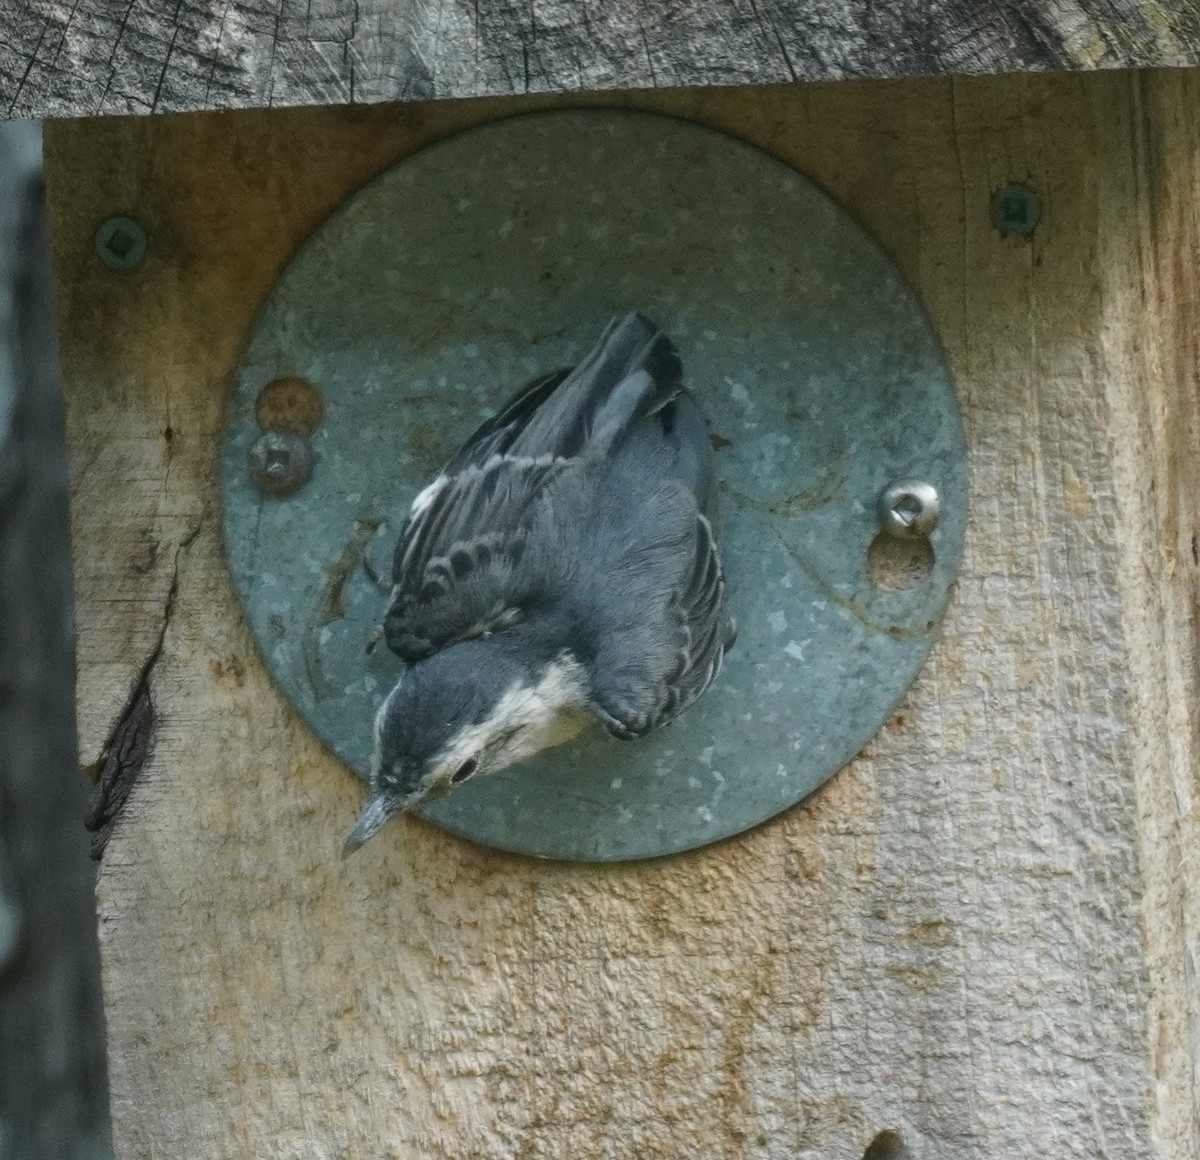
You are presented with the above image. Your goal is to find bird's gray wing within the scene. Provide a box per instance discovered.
[586,504,731,739]
[385,314,681,662]
[383,432,571,661]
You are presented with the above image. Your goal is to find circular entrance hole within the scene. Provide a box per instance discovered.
[867,531,934,590]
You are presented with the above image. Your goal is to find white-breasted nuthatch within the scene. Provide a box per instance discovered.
[343,313,734,853]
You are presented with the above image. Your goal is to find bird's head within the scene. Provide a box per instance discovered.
[342,641,587,854]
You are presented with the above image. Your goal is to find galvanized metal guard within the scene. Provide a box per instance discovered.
[220,110,966,860]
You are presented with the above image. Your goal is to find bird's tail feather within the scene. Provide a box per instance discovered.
[511,313,682,461]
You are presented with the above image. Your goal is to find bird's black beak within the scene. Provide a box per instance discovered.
[341,790,411,857]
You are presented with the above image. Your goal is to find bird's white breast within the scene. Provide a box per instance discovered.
[439,654,592,776]
[492,654,592,763]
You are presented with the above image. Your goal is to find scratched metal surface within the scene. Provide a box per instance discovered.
[219,109,966,861]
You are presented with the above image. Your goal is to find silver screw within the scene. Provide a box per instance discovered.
[878,480,940,538]
[248,431,314,497]
[94,215,148,271]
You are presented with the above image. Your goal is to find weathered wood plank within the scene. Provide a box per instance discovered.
[1109,69,1200,1157]
[0,121,110,1158]
[45,70,1200,1158]
[7,1,1200,120]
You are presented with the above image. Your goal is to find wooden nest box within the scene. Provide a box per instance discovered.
[3,4,1199,1157]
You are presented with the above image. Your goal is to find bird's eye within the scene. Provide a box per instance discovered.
[451,757,478,784]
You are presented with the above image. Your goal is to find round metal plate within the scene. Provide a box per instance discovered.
[220,109,965,861]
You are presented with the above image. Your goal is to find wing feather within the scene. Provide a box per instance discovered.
[384,452,570,660]
[383,315,680,663]
[588,510,732,739]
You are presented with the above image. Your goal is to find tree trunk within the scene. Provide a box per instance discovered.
[0,120,110,1160]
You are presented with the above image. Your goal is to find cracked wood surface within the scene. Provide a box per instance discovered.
[47,72,1200,1158]
[7,1,1200,119]
[83,524,197,859]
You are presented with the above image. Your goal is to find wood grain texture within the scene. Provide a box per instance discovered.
[45,71,1200,1158]
[0,122,110,1158]
[8,0,1200,119]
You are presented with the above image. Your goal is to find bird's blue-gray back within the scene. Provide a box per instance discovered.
[384,314,681,662]
[572,392,728,737]
[383,312,730,739]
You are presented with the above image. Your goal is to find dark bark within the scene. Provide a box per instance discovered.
[0,121,110,1160]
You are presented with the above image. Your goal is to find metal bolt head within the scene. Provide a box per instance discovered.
[248,431,313,497]
[990,182,1041,237]
[94,215,148,271]
[878,480,940,538]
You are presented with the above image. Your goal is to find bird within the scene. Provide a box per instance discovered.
[343,312,734,854]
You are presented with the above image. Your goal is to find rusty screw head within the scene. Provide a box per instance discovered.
[95,215,148,271]
[248,431,314,497]
[255,377,325,437]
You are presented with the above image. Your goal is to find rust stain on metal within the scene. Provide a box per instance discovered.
[255,376,324,436]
